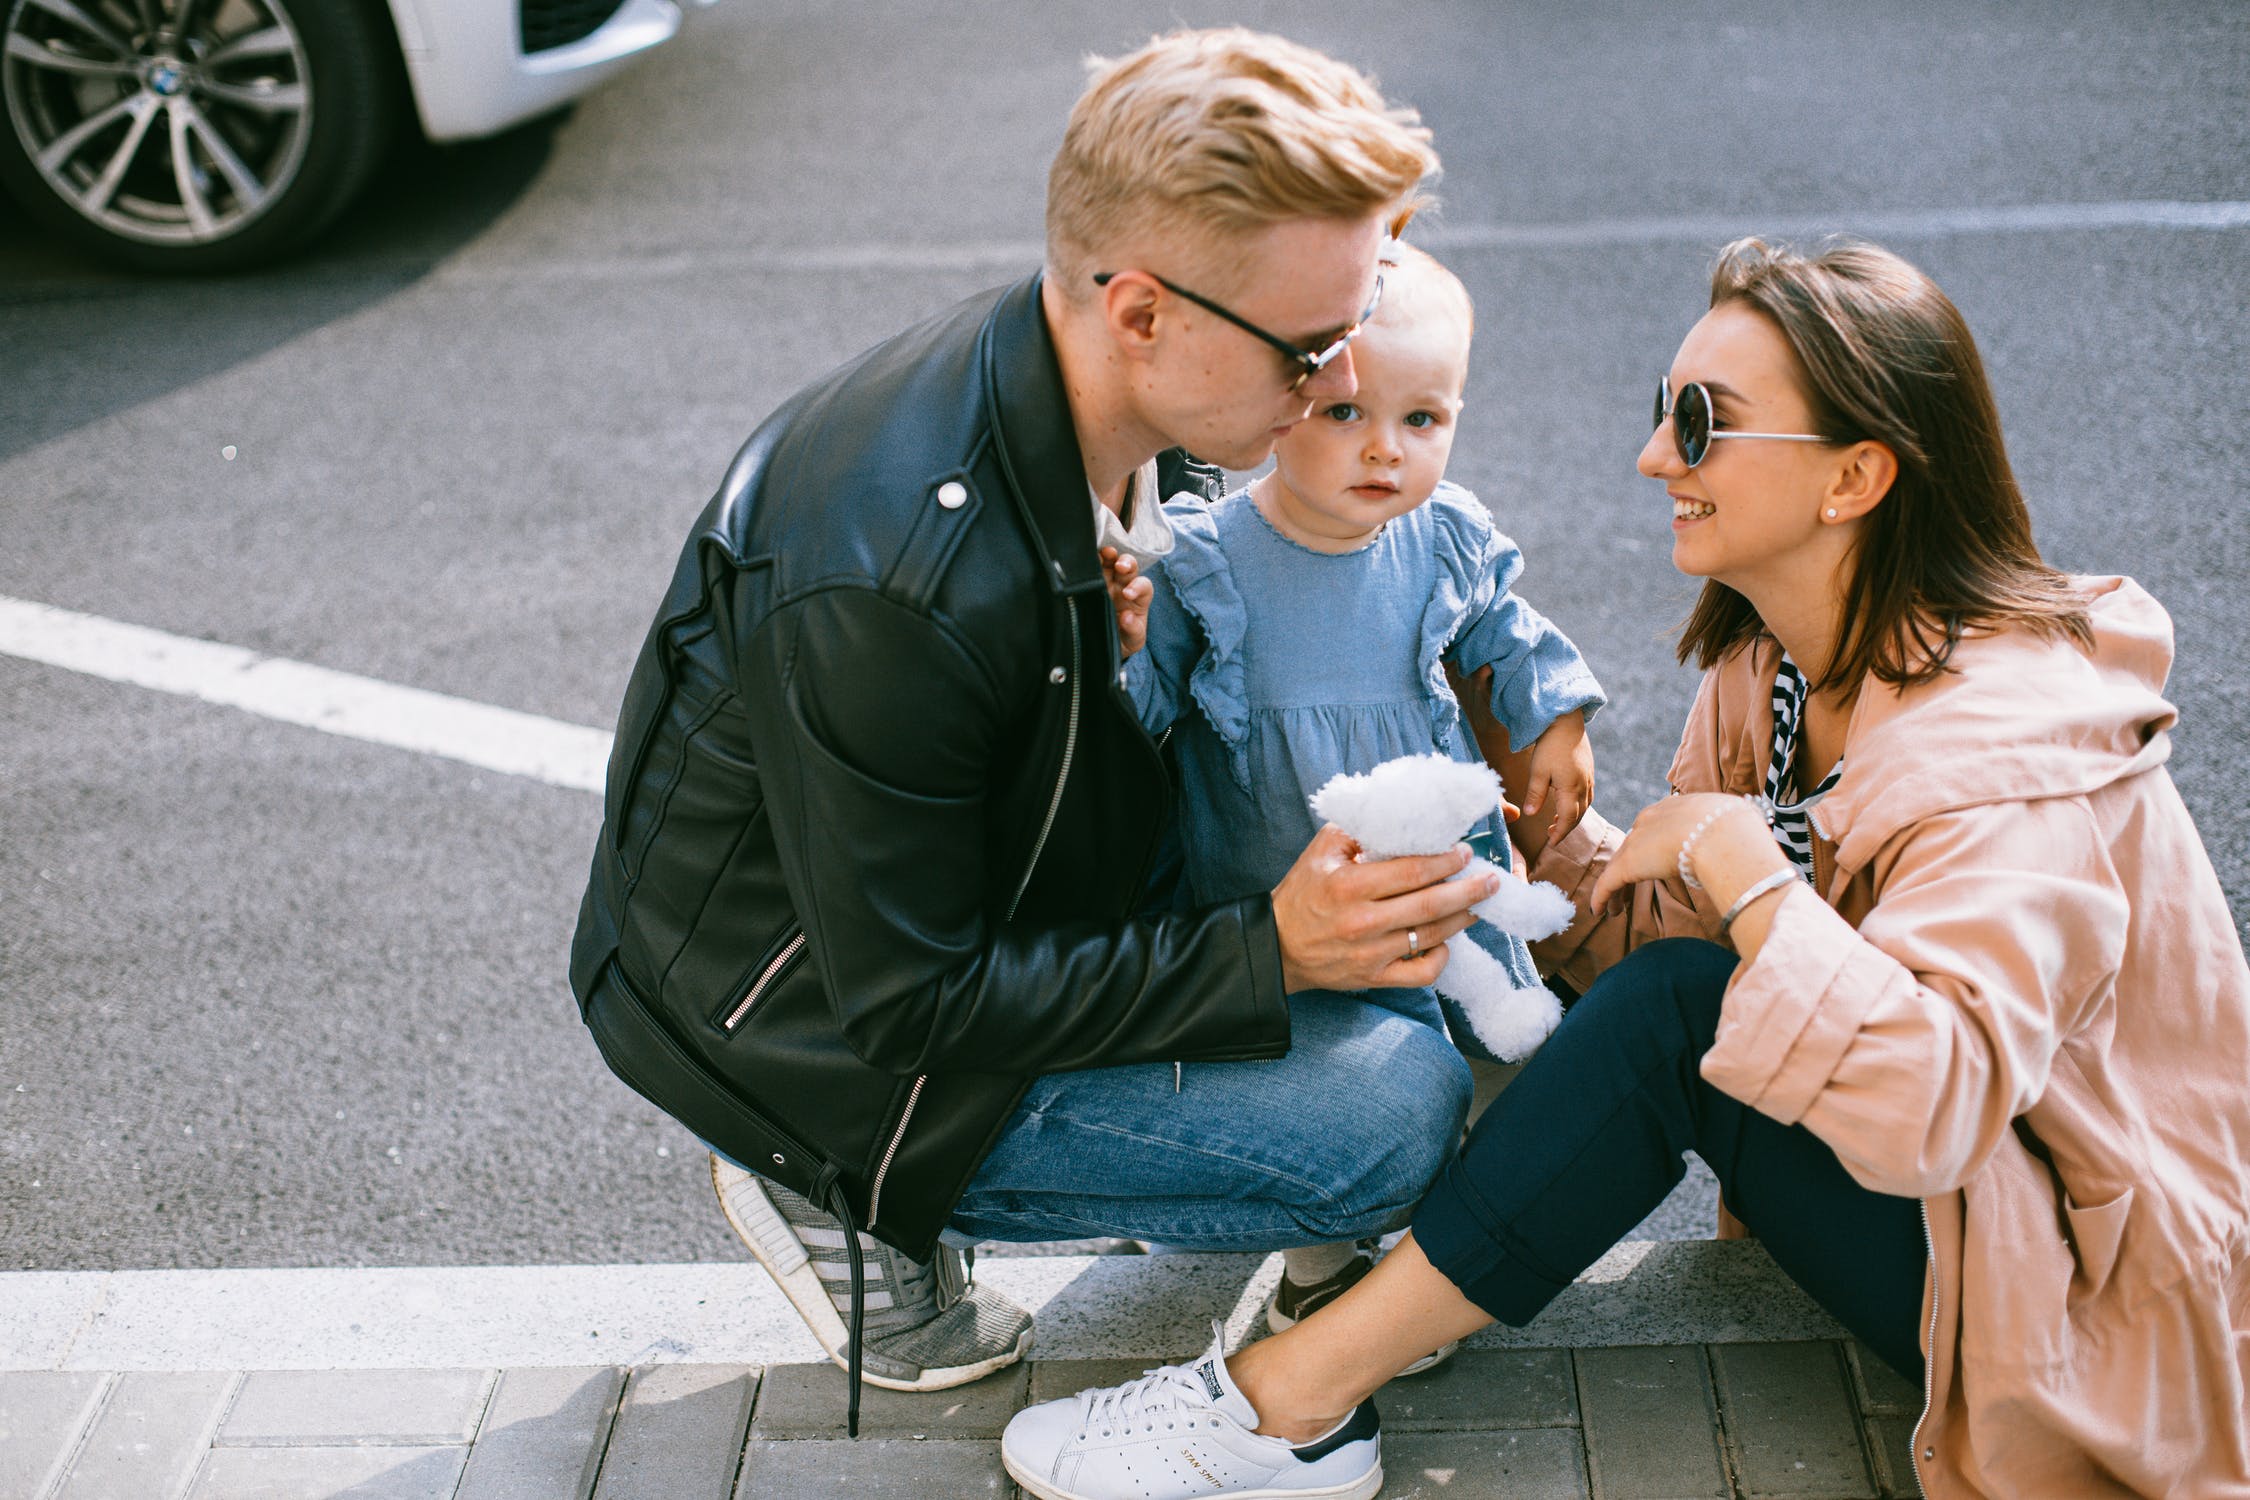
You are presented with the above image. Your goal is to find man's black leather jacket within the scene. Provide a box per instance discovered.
[570,274,1293,1260]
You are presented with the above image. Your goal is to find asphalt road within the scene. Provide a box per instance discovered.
[2,0,2245,1272]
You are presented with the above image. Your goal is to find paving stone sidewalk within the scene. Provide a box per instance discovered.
[5,1336,1925,1500]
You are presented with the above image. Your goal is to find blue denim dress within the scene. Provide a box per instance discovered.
[1124,483,1606,1059]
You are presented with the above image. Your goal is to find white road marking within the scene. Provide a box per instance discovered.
[13,197,2247,785]
[0,595,612,793]
[1422,198,2250,251]
[427,198,2250,283]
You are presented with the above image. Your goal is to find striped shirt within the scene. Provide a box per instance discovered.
[1756,652,1843,885]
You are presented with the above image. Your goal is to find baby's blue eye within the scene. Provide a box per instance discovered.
[1405,410,1437,429]
[1323,403,1361,422]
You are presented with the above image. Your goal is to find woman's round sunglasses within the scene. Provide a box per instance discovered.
[1655,377,1832,467]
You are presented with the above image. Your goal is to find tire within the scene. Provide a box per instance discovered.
[0,0,401,273]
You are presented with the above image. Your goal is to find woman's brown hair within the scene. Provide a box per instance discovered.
[1676,237,2090,694]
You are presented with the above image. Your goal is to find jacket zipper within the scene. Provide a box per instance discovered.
[1809,807,1835,898]
[722,931,806,1031]
[864,1074,925,1231]
[1157,725,1177,1091]
[1910,1199,1938,1496]
[1008,605,1083,923]
[870,602,1083,1229]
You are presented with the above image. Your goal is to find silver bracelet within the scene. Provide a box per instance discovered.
[1718,868,1797,935]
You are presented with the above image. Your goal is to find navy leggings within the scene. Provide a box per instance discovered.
[1413,938,1927,1380]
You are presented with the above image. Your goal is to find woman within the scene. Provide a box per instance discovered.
[999,238,2250,1500]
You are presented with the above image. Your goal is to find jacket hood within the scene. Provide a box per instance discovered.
[1812,576,2178,874]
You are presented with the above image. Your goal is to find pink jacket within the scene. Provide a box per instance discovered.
[1530,578,2250,1497]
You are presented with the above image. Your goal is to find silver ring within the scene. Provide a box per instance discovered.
[1405,928,1421,962]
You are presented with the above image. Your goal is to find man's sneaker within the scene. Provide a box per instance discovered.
[1002,1322,1381,1500]
[1266,1240,1458,1376]
[711,1153,1031,1390]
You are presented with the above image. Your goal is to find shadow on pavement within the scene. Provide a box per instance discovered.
[0,112,567,465]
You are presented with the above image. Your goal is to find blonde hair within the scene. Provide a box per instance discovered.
[1046,29,1437,293]
[1372,240,1474,349]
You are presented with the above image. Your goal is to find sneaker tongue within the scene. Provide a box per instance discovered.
[1187,1323,1260,1428]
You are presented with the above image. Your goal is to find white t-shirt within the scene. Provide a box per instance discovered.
[1088,456,1176,571]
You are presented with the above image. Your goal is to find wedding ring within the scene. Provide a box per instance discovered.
[1405,928,1421,962]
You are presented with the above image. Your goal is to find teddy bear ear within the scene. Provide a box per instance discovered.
[1308,769,1373,832]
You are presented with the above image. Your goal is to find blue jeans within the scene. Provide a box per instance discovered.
[1413,938,1927,1379]
[947,991,1475,1251]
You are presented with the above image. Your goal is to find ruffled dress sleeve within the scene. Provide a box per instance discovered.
[1420,482,1607,746]
[1127,497,1255,791]
[1121,524,1192,735]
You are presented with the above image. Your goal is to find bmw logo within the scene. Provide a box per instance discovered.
[148,63,184,96]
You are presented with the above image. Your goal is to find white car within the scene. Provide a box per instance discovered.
[0,0,710,270]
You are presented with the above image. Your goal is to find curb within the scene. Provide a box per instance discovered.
[1,1240,1843,1373]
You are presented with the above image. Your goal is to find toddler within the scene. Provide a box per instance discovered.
[1109,241,1605,1333]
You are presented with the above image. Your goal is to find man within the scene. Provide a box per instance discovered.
[569,27,1497,1432]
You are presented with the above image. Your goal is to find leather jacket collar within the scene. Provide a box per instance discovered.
[984,274,1110,601]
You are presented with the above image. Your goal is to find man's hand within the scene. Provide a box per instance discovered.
[1522,710,1594,847]
[1271,825,1501,994]
[1100,546,1152,659]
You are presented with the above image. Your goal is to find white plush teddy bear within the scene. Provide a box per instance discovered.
[1309,752,1576,1062]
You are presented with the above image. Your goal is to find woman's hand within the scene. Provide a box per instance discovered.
[1100,546,1152,659]
[1587,793,1788,920]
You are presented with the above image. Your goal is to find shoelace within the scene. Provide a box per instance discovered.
[1074,1363,1218,1441]
[829,1241,938,1311]
[826,1176,868,1439]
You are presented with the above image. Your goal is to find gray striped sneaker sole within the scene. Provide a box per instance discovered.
[711,1155,1030,1391]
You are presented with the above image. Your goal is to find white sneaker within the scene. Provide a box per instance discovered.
[1002,1322,1381,1500]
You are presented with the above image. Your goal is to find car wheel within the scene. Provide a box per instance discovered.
[0,0,399,272]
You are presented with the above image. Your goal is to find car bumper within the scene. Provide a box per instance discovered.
[391,0,711,143]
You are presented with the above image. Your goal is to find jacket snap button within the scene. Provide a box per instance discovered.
[936,481,967,509]
[770,1153,785,1166]
[1048,666,1067,685]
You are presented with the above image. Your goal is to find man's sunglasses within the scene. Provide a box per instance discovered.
[1092,270,1384,392]
[1655,377,1832,467]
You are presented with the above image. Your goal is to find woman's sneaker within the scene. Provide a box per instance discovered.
[710,1153,1031,1389]
[1002,1321,1381,1500]
[1266,1240,1458,1376]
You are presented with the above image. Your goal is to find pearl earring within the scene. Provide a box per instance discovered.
[1825,507,1838,519]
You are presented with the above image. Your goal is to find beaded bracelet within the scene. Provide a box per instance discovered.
[1678,793,1774,892]
[1674,803,1731,891]
[1719,868,1797,935]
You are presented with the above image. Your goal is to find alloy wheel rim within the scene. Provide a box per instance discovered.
[4,0,313,246]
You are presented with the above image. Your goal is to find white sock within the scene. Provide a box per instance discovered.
[1282,1242,1359,1285]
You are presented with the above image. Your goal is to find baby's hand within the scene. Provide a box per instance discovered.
[1101,546,1153,659]
[1524,710,1595,845]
